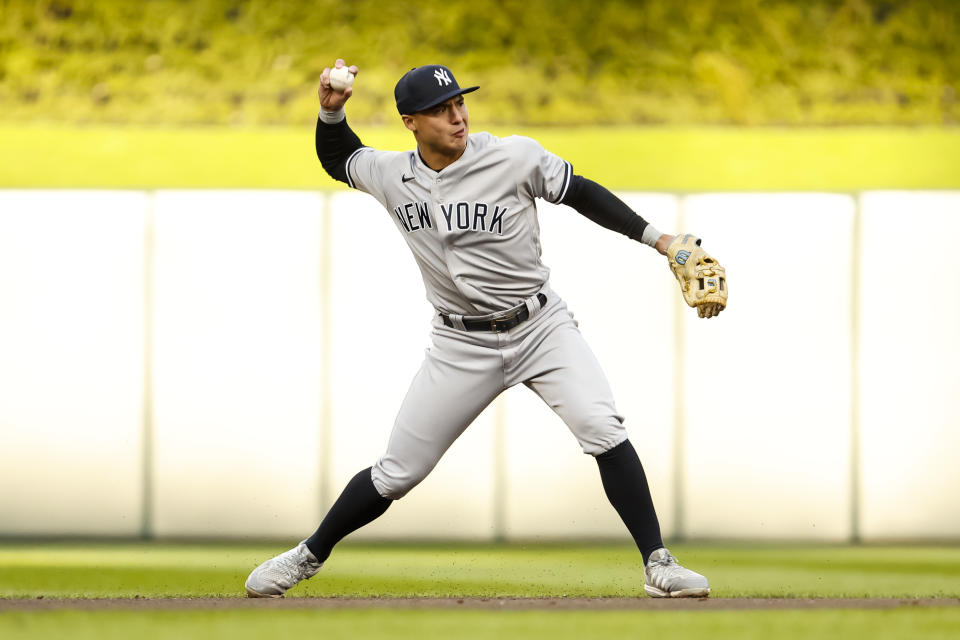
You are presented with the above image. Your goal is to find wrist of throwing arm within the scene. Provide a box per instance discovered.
[318,107,345,124]
[560,175,661,248]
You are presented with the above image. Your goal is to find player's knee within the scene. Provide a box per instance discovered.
[572,415,627,457]
[371,456,433,500]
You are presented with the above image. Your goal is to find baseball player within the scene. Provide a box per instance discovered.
[245,60,726,599]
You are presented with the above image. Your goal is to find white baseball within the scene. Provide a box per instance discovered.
[329,66,355,92]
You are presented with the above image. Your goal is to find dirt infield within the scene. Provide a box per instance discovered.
[2,597,959,612]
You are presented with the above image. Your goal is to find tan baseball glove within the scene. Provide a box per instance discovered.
[666,234,727,318]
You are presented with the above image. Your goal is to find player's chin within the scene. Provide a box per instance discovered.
[450,133,467,151]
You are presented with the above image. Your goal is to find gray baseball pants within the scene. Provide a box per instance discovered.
[371,285,628,500]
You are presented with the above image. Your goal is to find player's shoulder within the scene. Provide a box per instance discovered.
[351,146,410,174]
[500,134,545,150]
[347,147,411,192]
[466,131,496,150]
[355,146,407,163]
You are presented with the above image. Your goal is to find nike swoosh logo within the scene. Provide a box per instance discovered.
[402,174,415,183]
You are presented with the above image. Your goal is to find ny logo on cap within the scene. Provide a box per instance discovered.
[433,68,452,86]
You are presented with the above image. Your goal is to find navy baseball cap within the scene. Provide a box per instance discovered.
[394,65,479,115]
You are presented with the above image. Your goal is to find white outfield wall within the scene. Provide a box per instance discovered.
[0,189,958,541]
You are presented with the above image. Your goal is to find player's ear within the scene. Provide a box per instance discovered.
[401,114,417,133]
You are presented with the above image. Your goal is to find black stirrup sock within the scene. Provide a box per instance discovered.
[595,439,664,565]
[305,467,392,563]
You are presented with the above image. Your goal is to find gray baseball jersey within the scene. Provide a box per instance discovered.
[344,132,572,315]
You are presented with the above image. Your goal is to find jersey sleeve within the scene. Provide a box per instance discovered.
[344,147,395,204]
[511,136,573,204]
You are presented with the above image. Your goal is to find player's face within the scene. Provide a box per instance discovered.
[404,95,469,159]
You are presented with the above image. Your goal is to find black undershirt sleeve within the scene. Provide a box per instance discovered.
[315,116,364,185]
[560,174,650,243]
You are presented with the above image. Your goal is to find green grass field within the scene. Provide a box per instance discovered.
[1,542,958,639]
[2,542,960,599]
[2,125,959,191]
[4,608,960,640]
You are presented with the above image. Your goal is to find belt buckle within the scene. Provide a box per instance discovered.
[490,319,499,332]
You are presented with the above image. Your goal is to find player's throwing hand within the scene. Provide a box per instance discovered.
[319,58,359,111]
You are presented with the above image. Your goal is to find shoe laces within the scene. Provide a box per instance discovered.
[649,550,677,568]
[647,550,684,580]
[274,546,316,582]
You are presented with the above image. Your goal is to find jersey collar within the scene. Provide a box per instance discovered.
[413,136,475,177]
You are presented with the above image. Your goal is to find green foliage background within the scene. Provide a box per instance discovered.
[2,0,958,126]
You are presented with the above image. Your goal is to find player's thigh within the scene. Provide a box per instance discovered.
[373,327,503,497]
[522,320,626,455]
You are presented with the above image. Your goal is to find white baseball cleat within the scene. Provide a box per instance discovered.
[244,540,323,598]
[644,548,711,598]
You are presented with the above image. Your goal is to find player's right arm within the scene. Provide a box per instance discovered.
[315,59,363,184]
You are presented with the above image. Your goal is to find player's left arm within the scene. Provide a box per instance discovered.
[560,175,666,252]
[523,139,725,309]
[519,138,667,253]
[560,176,727,318]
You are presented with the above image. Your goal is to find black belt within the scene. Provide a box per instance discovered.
[441,293,547,332]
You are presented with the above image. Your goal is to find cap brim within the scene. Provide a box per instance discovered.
[408,86,480,114]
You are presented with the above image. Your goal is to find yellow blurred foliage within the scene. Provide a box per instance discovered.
[0,0,957,126]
